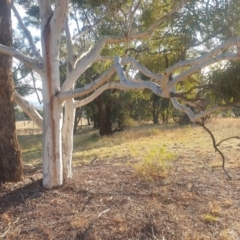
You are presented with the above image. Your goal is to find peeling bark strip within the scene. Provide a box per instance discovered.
[43,13,58,185]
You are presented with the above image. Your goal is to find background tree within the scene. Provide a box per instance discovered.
[0,0,23,183]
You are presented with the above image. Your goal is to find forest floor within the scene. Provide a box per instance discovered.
[1,118,240,239]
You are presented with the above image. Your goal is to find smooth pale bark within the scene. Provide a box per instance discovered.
[61,18,75,179]
[171,97,230,122]
[0,44,43,74]
[39,0,68,188]
[74,83,127,109]
[58,66,116,102]
[14,91,43,130]
[168,53,240,90]
[62,99,74,178]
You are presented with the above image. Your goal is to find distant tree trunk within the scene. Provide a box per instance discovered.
[152,94,159,124]
[95,94,112,136]
[105,100,112,134]
[0,0,23,183]
[92,113,99,129]
[73,107,82,134]
[87,116,91,125]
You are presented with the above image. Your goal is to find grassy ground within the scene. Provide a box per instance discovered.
[1,119,240,239]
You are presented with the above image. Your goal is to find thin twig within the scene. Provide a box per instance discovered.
[79,157,98,166]
[196,122,231,179]
[0,217,19,238]
[98,209,110,218]
[216,136,240,147]
[0,223,11,238]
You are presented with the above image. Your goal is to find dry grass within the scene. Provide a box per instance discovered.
[1,118,240,239]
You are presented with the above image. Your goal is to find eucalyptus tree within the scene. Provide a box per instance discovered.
[0,0,23,183]
[1,0,240,188]
[130,0,240,124]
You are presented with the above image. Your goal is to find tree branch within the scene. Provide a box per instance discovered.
[195,122,231,179]
[15,87,43,92]
[114,56,164,97]
[0,44,43,74]
[38,0,53,28]
[74,45,93,67]
[58,65,116,102]
[12,3,42,62]
[60,55,165,102]
[171,84,209,97]
[72,20,101,43]
[14,91,43,130]
[61,41,103,92]
[171,96,231,122]
[164,36,240,85]
[73,83,127,109]
[61,1,187,91]
[51,0,69,42]
[168,53,240,89]
[125,1,141,39]
[217,136,240,146]
[64,17,75,73]
[122,57,163,82]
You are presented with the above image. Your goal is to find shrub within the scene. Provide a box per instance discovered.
[133,146,175,181]
[201,214,218,224]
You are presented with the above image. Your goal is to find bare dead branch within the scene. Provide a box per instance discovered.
[195,122,231,179]
[216,136,240,147]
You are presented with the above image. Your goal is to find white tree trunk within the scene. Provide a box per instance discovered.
[41,12,63,189]
[62,99,75,178]
[42,96,63,188]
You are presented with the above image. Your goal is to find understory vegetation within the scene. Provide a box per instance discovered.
[1,118,238,239]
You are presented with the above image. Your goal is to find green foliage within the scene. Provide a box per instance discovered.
[23,5,40,27]
[132,146,176,181]
[16,0,240,128]
[207,61,240,104]
[201,214,218,224]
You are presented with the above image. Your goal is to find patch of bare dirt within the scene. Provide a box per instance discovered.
[1,153,240,240]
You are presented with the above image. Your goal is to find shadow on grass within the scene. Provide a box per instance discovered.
[17,134,42,148]
[74,131,100,150]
